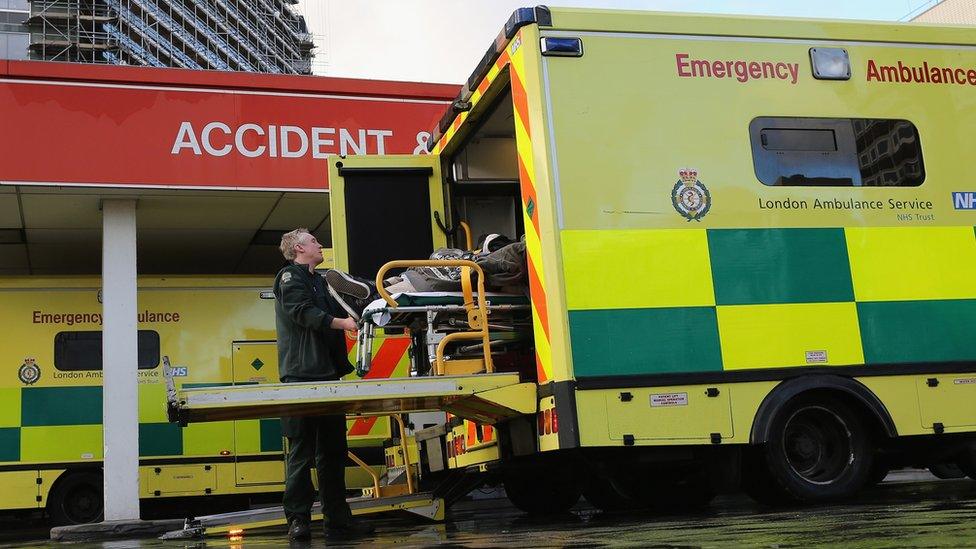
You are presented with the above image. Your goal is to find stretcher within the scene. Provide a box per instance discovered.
[357,259,534,378]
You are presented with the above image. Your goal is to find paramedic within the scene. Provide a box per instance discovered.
[274,228,374,542]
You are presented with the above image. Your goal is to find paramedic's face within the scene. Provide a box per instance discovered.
[296,234,324,265]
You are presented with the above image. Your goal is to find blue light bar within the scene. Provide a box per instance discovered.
[541,37,583,58]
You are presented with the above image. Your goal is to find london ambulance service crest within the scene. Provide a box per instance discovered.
[671,168,712,222]
[18,358,40,385]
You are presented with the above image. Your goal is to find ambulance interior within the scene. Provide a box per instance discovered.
[357,89,538,383]
[448,91,524,245]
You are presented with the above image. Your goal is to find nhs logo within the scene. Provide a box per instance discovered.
[952,192,976,209]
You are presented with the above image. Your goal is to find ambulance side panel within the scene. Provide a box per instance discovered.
[539,30,976,442]
[0,277,396,512]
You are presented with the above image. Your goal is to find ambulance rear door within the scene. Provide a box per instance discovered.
[327,154,446,280]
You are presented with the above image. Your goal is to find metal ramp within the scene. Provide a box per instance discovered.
[160,492,444,539]
[167,372,537,425]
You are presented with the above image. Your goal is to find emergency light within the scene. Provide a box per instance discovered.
[810,47,851,80]
[541,37,583,57]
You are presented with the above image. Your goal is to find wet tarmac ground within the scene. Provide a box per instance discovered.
[5,472,976,548]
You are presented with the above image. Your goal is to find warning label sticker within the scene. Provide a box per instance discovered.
[805,350,828,364]
[953,378,976,385]
[650,392,688,407]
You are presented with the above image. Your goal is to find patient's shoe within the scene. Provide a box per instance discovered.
[325,269,376,320]
[325,269,372,299]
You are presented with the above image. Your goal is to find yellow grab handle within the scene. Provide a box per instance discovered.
[459,221,473,251]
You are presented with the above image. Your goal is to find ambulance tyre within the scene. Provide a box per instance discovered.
[954,442,976,480]
[637,475,716,511]
[582,477,638,512]
[868,462,891,485]
[503,466,581,515]
[757,395,872,503]
[928,463,966,480]
[48,471,104,525]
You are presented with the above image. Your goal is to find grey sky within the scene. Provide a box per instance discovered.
[295,1,941,83]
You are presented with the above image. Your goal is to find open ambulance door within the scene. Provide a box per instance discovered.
[327,154,446,437]
[327,154,447,279]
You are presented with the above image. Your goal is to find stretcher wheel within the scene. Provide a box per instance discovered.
[746,395,872,503]
[47,471,104,525]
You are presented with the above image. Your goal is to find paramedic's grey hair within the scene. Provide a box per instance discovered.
[279,228,312,261]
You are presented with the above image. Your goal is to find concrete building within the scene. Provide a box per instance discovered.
[912,0,976,23]
[5,0,313,74]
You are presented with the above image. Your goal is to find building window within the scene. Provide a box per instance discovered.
[0,32,28,60]
[0,0,29,12]
[750,117,925,187]
[54,331,161,371]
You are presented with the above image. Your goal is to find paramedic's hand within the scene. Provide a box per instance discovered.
[330,316,357,332]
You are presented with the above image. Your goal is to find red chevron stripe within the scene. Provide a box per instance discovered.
[364,337,410,380]
[346,337,409,437]
[535,349,548,383]
[496,49,511,71]
[348,416,378,437]
[511,68,531,135]
[527,253,550,342]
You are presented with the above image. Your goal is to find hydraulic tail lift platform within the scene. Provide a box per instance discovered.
[162,368,536,538]
[159,493,445,539]
[166,372,536,425]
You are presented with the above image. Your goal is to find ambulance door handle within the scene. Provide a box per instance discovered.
[434,211,456,238]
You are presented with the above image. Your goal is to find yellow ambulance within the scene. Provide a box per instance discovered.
[0,274,404,524]
[321,6,976,512]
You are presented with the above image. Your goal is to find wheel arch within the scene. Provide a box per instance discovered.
[749,375,898,444]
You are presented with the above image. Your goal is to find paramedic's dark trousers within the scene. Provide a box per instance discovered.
[283,415,353,526]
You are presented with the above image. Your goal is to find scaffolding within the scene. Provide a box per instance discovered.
[25,0,316,74]
[27,0,118,64]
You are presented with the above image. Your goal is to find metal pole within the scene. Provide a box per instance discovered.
[101,199,140,521]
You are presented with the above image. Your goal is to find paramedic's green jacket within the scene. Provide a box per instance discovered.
[273,261,354,387]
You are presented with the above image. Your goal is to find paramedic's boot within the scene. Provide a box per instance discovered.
[324,519,375,541]
[287,517,311,541]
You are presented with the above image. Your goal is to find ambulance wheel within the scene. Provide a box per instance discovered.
[954,442,976,480]
[929,463,966,479]
[868,462,890,485]
[503,466,581,515]
[48,471,104,525]
[582,477,639,512]
[756,395,872,502]
[635,475,716,511]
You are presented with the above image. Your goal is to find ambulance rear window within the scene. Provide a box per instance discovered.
[750,117,924,187]
[54,331,160,371]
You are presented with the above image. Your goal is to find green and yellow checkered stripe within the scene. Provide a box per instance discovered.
[0,384,282,463]
[563,226,976,377]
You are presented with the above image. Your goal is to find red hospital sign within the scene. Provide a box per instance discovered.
[0,61,456,191]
